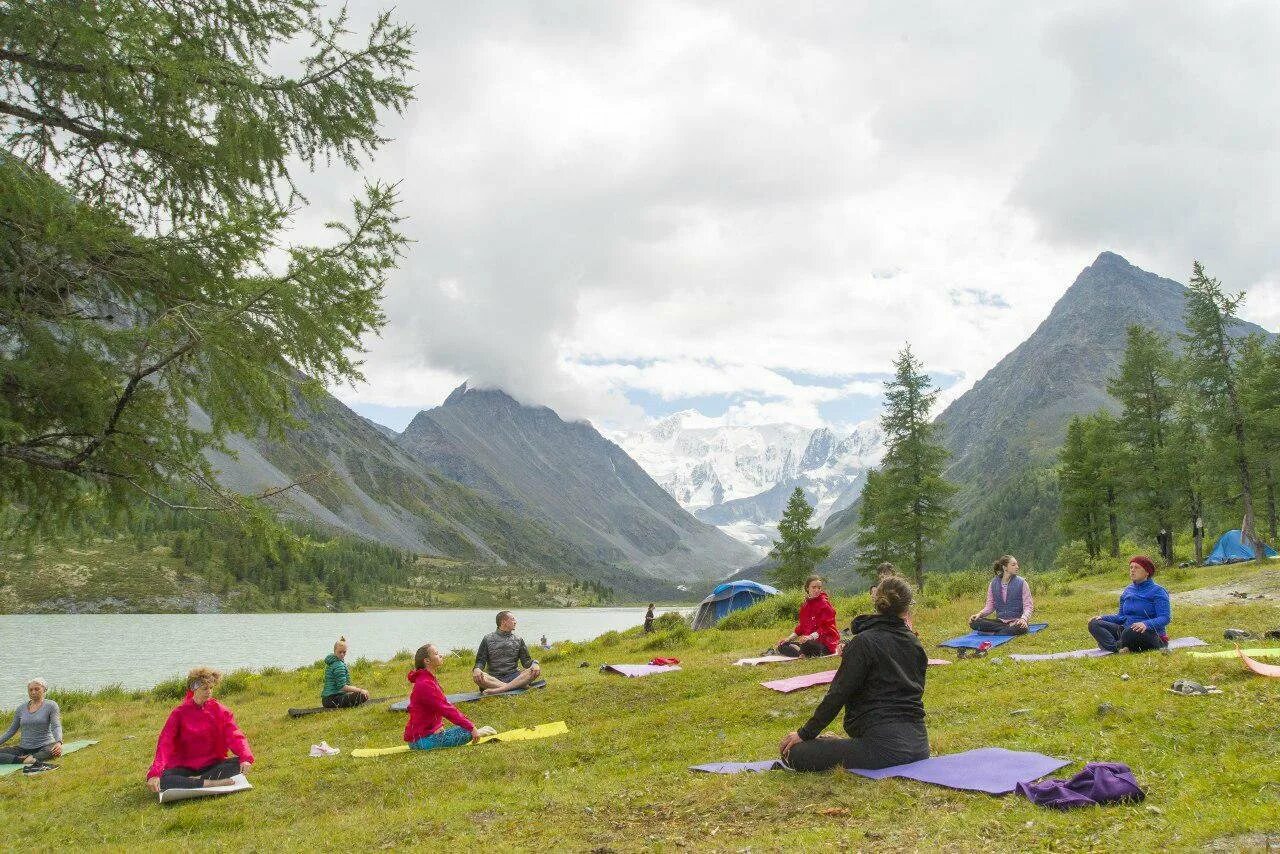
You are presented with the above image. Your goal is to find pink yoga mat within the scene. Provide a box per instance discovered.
[761,670,836,693]
[601,664,681,677]
[1241,648,1280,677]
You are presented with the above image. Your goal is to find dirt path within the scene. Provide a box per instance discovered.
[1172,569,1280,606]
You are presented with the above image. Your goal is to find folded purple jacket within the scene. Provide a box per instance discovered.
[1016,762,1145,809]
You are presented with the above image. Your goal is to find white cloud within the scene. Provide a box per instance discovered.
[293,1,1279,430]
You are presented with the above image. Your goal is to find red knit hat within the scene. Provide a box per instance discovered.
[1129,555,1156,577]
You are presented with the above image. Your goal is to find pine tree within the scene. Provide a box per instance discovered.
[1108,327,1179,561]
[855,345,955,589]
[1,3,413,532]
[1238,335,1280,543]
[1180,263,1262,555]
[768,488,830,589]
[1058,412,1124,558]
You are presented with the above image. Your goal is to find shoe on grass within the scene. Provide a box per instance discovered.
[1224,628,1256,640]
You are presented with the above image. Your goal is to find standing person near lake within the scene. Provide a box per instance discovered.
[968,555,1033,635]
[779,575,929,771]
[1088,556,1171,653]
[643,604,656,634]
[146,667,253,794]
[0,678,63,768]
[774,576,839,657]
[472,610,542,695]
[321,636,371,709]
[406,644,491,751]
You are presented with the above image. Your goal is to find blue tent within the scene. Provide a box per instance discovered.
[692,580,779,629]
[1204,529,1278,565]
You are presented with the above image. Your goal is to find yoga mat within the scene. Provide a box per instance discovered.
[690,760,788,774]
[288,696,394,718]
[1190,646,1280,660]
[158,773,252,804]
[938,623,1048,649]
[1240,648,1280,677]
[601,664,682,677]
[389,680,548,712]
[927,658,952,666]
[1012,636,1209,662]
[733,655,835,666]
[761,670,836,693]
[848,747,1070,795]
[0,739,98,778]
[352,722,568,757]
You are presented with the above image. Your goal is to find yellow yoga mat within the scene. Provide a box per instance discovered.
[351,721,568,758]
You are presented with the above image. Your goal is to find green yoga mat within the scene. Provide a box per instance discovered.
[1189,647,1280,660]
[0,739,98,777]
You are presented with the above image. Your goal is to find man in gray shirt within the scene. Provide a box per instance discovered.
[0,678,63,765]
[472,610,542,695]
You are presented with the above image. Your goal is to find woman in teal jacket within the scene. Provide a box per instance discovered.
[322,637,370,708]
[1087,556,1170,653]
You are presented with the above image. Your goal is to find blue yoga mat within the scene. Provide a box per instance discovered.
[939,623,1048,649]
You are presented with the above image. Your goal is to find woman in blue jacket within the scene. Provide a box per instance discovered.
[1087,555,1170,653]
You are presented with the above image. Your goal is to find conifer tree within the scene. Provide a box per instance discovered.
[1180,263,1262,555]
[1108,326,1179,562]
[855,345,954,589]
[768,488,830,589]
[1058,411,1124,558]
[1,2,414,532]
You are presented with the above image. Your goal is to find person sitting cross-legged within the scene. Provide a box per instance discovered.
[968,555,1033,635]
[775,575,839,658]
[472,610,542,695]
[779,575,930,772]
[0,678,63,767]
[321,636,370,709]
[146,667,253,794]
[1088,555,1171,654]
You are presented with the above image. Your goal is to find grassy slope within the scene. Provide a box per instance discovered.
[4,563,1280,852]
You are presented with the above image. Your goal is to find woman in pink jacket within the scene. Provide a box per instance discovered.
[146,667,253,793]
[405,644,489,751]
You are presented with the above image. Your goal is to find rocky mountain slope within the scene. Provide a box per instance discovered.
[819,251,1274,576]
[396,384,758,584]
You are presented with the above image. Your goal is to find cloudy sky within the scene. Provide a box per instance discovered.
[295,1,1280,434]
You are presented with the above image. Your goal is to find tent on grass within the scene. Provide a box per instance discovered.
[692,580,779,629]
[1204,529,1278,565]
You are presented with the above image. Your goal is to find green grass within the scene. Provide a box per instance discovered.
[5,563,1280,851]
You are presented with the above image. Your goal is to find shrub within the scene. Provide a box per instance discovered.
[640,622,692,651]
[653,611,687,631]
[151,675,188,702]
[597,630,621,647]
[926,568,989,602]
[219,669,253,696]
[48,688,96,714]
[716,592,803,631]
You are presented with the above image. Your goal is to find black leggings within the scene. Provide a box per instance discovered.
[788,721,929,772]
[1088,619,1165,653]
[969,617,1027,635]
[322,691,368,709]
[0,743,56,764]
[778,638,828,658]
[160,758,241,790]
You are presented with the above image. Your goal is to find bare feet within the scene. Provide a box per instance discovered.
[481,686,508,696]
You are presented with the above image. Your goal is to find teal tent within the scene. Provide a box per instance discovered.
[1204,529,1278,565]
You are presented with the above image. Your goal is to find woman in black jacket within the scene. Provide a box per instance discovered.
[779,575,929,771]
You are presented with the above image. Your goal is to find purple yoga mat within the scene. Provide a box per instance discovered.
[847,747,1070,795]
[689,760,788,774]
[761,669,837,693]
[601,664,682,677]
[1009,636,1208,662]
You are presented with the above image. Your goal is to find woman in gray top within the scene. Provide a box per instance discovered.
[0,678,63,765]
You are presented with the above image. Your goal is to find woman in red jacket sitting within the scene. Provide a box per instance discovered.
[146,667,253,793]
[775,575,840,658]
[405,644,490,751]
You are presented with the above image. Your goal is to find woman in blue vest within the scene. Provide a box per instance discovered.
[968,555,1033,635]
[1088,555,1170,653]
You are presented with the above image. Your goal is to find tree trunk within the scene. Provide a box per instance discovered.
[1105,486,1120,557]
[1191,491,1204,564]
[1265,463,1278,544]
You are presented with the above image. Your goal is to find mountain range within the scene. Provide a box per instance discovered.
[818,251,1274,576]
[203,383,755,597]
[612,415,883,551]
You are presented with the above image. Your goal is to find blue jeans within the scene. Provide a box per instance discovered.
[409,726,472,752]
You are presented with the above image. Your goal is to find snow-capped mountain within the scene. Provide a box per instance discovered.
[611,413,884,551]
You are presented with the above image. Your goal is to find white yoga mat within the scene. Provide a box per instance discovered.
[159,773,253,804]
